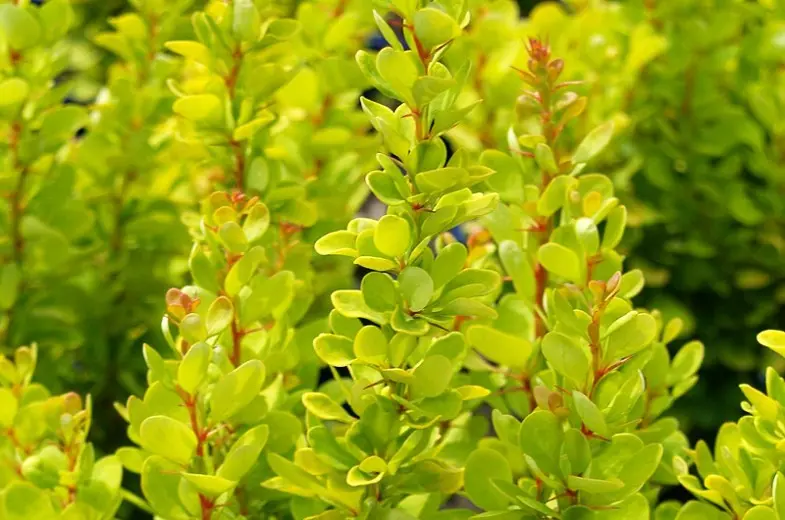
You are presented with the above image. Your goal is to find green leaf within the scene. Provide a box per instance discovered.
[467,325,532,370]
[674,501,731,520]
[367,171,406,205]
[177,342,210,395]
[573,122,614,164]
[773,472,785,519]
[355,256,399,271]
[542,332,591,387]
[315,231,357,257]
[538,242,581,282]
[573,391,609,438]
[399,267,434,312]
[39,106,87,153]
[243,203,270,242]
[0,5,42,50]
[519,410,564,477]
[411,355,453,398]
[601,444,663,503]
[232,0,261,42]
[602,206,627,249]
[361,272,398,312]
[218,221,248,253]
[563,428,591,475]
[218,424,269,482]
[331,290,387,324]
[464,449,513,511]
[498,241,535,299]
[742,507,777,520]
[413,7,460,50]
[535,143,559,175]
[225,246,265,296]
[416,167,467,193]
[0,78,29,108]
[180,313,207,344]
[413,76,455,107]
[347,456,387,486]
[303,392,354,423]
[165,41,212,65]
[267,452,323,491]
[0,482,56,520]
[0,263,20,310]
[567,475,624,493]
[373,10,403,51]
[668,341,704,384]
[389,333,417,367]
[758,330,785,358]
[740,384,779,422]
[456,385,491,400]
[206,296,234,337]
[538,175,573,217]
[139,416,197,466]
[431,243,467,289]
[38,0,73,41]
[374,215,411,258]
[182,473,236,498]
[314,334,355,367]
[141,456,188,518]
[376,48,418,105]
[354,326,388,365]
[210,360,266,422]
[173,94,223,125]
[0,388,17,427]
[604,312,657,361]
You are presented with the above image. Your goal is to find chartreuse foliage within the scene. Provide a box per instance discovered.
[2,1,785,520]
[452,0,785,431]
[0,0,92,366]
[0,344,123,519]
[670,330,785,520]
[272,0,380,303]
[115,192,313,518]
[266,1,503,518]
[66,0,194,413]
[451,38,703,518]
[168,0,377,311]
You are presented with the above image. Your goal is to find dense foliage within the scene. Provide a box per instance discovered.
[1,0,784,519]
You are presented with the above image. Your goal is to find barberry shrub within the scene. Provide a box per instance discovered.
[452,0,785,433]
[670,329,785,520]
[0,344,123,519]
[1,1,783,520]
[0,0,93,373]
[457,36,703,519]
[269,0,503,517]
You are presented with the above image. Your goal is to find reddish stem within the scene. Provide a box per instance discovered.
[230,140,245,190]
[178,389,205,457]
[230,320,242,367]
[534,263,548,337]
[199,494,214,520]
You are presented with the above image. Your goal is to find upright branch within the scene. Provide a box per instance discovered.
[461,33,706,519]
[121,189,303,519]
[268,1,505,516]
[0,345,124,517]
[0,0,86,349]
[515,38,570,338]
